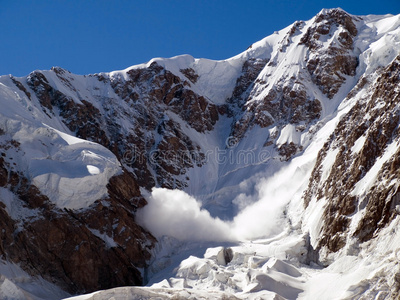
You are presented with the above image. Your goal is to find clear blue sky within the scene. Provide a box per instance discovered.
[1,0,399,77]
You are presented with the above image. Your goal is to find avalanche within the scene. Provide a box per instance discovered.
[64,9,400,300]
[1,7,400,300]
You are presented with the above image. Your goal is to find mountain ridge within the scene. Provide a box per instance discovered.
[0,8,400,299]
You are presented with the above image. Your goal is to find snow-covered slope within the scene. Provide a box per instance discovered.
[0,7,400,300]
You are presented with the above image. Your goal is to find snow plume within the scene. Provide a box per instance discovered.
[138,158,310,242]
[137,188,235,242]
[231,161,309,240]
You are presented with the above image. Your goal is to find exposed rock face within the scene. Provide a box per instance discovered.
[303,55,400,254]
[27,71,111,148]
[229,58,269,109]
[180,67,199,84]
[21,8,363,196]
[100,62,219,189]
[0,140,155,294]
[228,9,358,160]
[26,63,217,191]
[0,59,222,294]
[301,9,359,98]
[0,7,399,297]
[111,62,219,133]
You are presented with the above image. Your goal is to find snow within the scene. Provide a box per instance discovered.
[0,76,122,211]
[351,134,366,154]
[352,139,399,198]
[276,124,301,146]
[0,260,69,300]
[0,8,400,300]
[190,57,243,104]
[229,23,289,62]
[131,79,361,297]
[0,187,41,226]
[26,126,121,210]
[86,165,100,175]
[124,10,400,300]
[110,54,244,105]
[87,228,118,248]
[137,188,234,242]
[302,196,327,248]
[363,29,400,74]
[48,125,94,146]
[0,188,18,217]
[320,148,339,182]
[356,13,400,75]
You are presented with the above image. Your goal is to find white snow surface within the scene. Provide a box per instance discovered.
[0,8,400,300]
[0,75,121,211]
[111,54,244,105]
[0,260,69,300]
[27,126,121,210]
[104,10,400,300]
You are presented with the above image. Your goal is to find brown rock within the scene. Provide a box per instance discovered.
[302,55,400,253]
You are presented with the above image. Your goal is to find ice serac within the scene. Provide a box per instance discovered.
[0,50,233,295]
[0,73,157,295]
[0,7,400,300]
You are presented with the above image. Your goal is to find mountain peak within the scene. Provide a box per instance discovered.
[0,8,400,300]
[318,7,348,16]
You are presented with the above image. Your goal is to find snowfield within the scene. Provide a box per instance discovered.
[1,8,400,300]
[64,10,400,300]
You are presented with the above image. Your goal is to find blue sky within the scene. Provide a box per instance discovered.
[1,0,399,77]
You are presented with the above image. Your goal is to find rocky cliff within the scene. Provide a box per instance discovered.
[0,8,400,299]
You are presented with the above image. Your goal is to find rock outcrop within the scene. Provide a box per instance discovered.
[0,8,399,297]
[303,55,400,255]
[0,138,155,294]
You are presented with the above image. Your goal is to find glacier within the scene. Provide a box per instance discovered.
[0,8,400,300]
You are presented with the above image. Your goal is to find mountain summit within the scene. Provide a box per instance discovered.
[0,8,400,299]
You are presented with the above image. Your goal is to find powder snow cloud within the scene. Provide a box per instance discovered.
[137,155,309,242]
[137,188,235,242]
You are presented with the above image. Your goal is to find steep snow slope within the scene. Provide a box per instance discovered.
[0,72,156,294]
[90,9,400,299]
[0,261,69,300]
[0,7,400,300]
